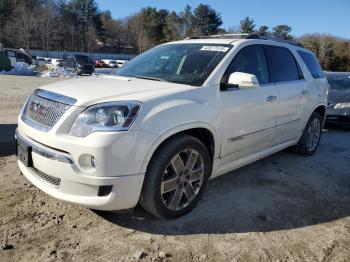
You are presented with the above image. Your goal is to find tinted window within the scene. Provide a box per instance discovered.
[222,45,269,85]
[298,51,324,79]
[265,46,301,82]
[75,55,90,64]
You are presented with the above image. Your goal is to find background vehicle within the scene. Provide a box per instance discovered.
[325,72,350,126]
[0,50,11,71]
[116,60,127,67]
[4,48,33,67]
[36,57,48,65]
[95,60,108,68]
[16,35,328,219]
[51,58,63,66]
[61,54,95,75]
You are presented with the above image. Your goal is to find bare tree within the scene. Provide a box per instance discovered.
[299,34,335,69]
[4,3,36,50]
[127,13,153,53]
[35,1,57,54]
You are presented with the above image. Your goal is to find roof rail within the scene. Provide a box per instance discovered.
[208,33,249,39]
[246,34,304,47]
[184,33,304,47]
[184,33,248,40]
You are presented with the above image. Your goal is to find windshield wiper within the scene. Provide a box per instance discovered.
[134,75,168,82]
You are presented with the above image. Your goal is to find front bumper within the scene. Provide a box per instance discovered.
[15,126,155,210]
[326,108,350,125]
[77,67,94,75]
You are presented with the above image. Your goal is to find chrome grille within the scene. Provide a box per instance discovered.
[21,90,75,131]
[31,167,61,187]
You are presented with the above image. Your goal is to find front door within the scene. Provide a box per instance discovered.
[220,45,278,162]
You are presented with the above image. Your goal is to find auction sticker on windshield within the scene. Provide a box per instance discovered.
[200,46,230,52]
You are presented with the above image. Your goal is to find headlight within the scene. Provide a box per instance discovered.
[69,101,141,137]
[334,102,350,109]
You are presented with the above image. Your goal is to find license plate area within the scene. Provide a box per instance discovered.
[17,139,33,167]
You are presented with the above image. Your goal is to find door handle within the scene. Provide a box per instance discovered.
[266,95,277,102]
[301,90,309,95]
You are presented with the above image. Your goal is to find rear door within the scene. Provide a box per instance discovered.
[264,45,307,145]
[220,45,278,162]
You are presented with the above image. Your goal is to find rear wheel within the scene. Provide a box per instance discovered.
[293,112,323,156]
[140,135,211,219]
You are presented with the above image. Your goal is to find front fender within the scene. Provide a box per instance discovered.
[135,98,221,174]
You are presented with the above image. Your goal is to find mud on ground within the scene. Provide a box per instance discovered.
[0,75,349,262]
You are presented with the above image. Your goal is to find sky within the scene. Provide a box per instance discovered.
[96,0,350,39]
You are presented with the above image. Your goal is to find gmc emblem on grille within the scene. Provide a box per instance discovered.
[29,101,47,116]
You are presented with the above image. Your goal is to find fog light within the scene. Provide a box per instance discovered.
[78,154,97,169]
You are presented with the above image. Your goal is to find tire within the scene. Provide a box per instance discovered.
[140,134,212,219]
[293,112,323,156]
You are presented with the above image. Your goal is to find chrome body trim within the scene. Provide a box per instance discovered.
[16,129,74,164]
[36,89,77,106]
[227,119,300,142]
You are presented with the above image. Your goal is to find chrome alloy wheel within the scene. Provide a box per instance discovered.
[160,149,205,211]
[306,118,321,152]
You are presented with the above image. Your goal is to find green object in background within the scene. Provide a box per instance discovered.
[0,51,11,71]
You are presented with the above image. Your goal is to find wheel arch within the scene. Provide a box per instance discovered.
[140,123,218,175]
[311,104,327,126]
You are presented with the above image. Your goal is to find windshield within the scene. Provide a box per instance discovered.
[115,43,232,86]
[75,55,90,64]
[327,73,350,90]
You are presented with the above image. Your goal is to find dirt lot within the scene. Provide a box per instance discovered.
[0,75,349,262]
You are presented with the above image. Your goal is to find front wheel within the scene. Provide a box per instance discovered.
[294,112,323,156]
[140,135,212,219]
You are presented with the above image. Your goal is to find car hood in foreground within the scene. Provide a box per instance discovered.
[38,75,194,107]
[329,89,350,104]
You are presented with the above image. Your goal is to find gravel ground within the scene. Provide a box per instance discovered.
[0,75,349,262]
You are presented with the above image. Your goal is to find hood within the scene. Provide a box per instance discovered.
[39,75,193,107]
[329,89,350,104]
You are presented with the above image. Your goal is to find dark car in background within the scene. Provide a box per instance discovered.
[325,72,350,126]
[62,54,95,75]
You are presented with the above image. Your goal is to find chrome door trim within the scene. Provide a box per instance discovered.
[227,118,300,143]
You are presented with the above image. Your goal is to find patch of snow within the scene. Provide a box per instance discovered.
[0,62,37,76]
[0,62,77,78]
[39,64,76,78]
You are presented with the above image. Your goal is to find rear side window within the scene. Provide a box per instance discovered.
[222,45,270,85]
[298,51,324,79]
[265,46,301,82]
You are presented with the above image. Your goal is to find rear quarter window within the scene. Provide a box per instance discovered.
[297,51,324,79]
[265,46,302,83]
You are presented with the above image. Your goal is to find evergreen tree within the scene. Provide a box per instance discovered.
[240,17,255,33]
[258,25,269,36]
[192,4,222,36]
[272,24,293,40]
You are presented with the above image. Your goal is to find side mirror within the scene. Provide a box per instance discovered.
[227,72,260,89]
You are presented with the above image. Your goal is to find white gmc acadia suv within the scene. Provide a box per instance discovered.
[16,35,329,218]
